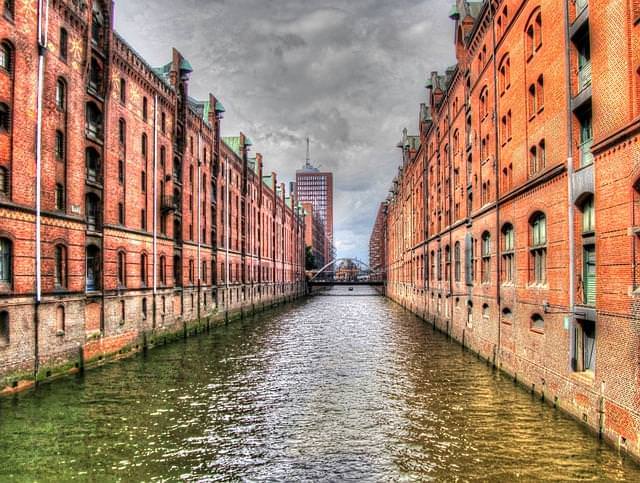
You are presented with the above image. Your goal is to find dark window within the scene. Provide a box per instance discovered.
[60,28,68,60]
[117,251,126,287]
[85,193,100,231]
[55,130,65,159]
[481,232,491,284]
[118,160,124,184]
[142,97,148,121]
[55,183,65,210]
[161,112,166,133]
[530,213,547,285]
[159,255,166,285]
[142,298,147,320]
[89,58,102,92]
[141,208,146,230]
[0,102,10,132]
[0,237,11,284]
[85,102,103,139]
[56,79,66,110]
[174,255,181,285]
[56,305,65,333]
[501,307,512,324]
[120,300,125,324]
[141,134,148,159]
[0,311,8,345]
[86,148,100,182]
[119,78,126,104]
[141,170,146,192]
[531,313,544,331]
[54,244,67,288]
[140,253,147,286]
[0,166,7,196]
[454,241,461,282]
[502,223,515,283]
[118,118,126,145]
[0,41,11,72]
[86,244,100,291]
[118,202,124,224]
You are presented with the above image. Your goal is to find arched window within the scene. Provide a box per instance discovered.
[117,250,126,287]
[498,55,510,94]
[444,245,451,282]
[161,112,166,133]
[160,146,166,168]
[140,253,147,286]
[56,305,65,333]
[85,147,100,182]
[85,102,103,139]
[86,244,100,291]
[525,9,542,59]
[537,75,544,109]
[92,2,104,45]
[0,102,10,132]
[119,78,126,104]
[0,310,8,345]
[59,28,68,61]
[531,313,544,332]
[201,260,207,283]
[142,96,148,121]
[530,212,547,285]
[501,307,513,324]
[454,241,461,282]
[54,244,67,288]
[55,130,65,160]
[0,237,11,285]
[481,231,491,283]
[85,193,100,231]
[3,0,14,20]
[501,223,515,283]
[55,78,66,110]
[482,303,489,318]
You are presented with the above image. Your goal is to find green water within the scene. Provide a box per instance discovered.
[1,286,639,481]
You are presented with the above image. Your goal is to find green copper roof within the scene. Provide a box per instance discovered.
[222,136,242,158]
[214,100,226,113]
[448,5,460,19]
[425,78,433,89]
[180,58,193,73]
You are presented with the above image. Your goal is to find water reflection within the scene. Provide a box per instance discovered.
[0,286,638,481]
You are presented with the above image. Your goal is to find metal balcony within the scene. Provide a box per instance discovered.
[161,195,178,212]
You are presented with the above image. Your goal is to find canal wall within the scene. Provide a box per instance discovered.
[0,284,306,396]
[385,284,640,462]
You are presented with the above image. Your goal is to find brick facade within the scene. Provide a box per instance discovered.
[0,0,305,392]
[375,0,640,457]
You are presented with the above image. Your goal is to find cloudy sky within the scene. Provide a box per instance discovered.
[115,0,455,262]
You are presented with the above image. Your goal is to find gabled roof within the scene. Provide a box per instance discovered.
[222,136,242,158]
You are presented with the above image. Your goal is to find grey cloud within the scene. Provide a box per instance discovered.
[115,0,454,261]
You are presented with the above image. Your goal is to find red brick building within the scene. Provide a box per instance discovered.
[302,201,326,269]
[368,203,386,281]
[376,0,640,457]
[0,0,305,391]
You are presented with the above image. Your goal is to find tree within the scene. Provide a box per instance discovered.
[305,246,315,270]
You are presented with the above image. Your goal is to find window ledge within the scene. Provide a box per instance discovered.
[530,327,545,334]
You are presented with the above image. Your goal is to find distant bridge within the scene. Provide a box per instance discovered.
[307,258,385,288]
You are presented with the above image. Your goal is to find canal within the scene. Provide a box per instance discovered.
[1,286,639,481]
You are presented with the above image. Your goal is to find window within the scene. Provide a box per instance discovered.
[482,303,489,318]
[582,195,595,234]
[528,84,537,117]
[0,237,11,285]
[86,245,100,291]
[502,223,515,283]
[85,193,100,231]
[85,148,101,183]
[479,87,489,118]
[140,253,147,286]
[445,245,451,282]
[202,260,207,283]
[55,183,65,210]
[174,255,181,285]
[579,110,593,166]
[572,319,595,372]
[142,298,147,320]
[60,28,68,60]
[85,102,103,139]
[161,112,166,133]
[0,41,11,72]
[189,259,194,282]
[581,195,596,306]
[529,141,545,176]
[142,96,148,122]
[502,307,513,324]
[141,133,148,159]
[0,102,10,132]
[526,10,542,59]
[0,166,7,196]
[119,78,126,103]
[55,130,65,160]
[141,208,146,230]
[55,79,66,110]
[530,213,547,285]
[89,58,102,92]
[3,0,14,19]
[118,118,126,145]
[531,313,544,331]
[120,300,125,324]
[454,241,461,282]
[481,232,491,283]
[0,311,8,345]
[537,75,544,110]
[117,250,126,287]
[499,55,510,94]
[159,255,166,285]
[118,160,124,184]
[141,170,146,192]
[54,305,65,334]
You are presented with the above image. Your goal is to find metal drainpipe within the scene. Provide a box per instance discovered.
[34,0,49,380]
[490,2,502,363]
[197,133,201,323]
[563,0,576,370]
[152,94,158,331]
[225,154,229,308]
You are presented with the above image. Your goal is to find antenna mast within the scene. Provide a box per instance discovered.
[305,137,311,168]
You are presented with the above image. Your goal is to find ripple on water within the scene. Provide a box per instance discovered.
[0,285,639,481]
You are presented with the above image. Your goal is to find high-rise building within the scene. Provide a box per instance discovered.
[296,139,334,263]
